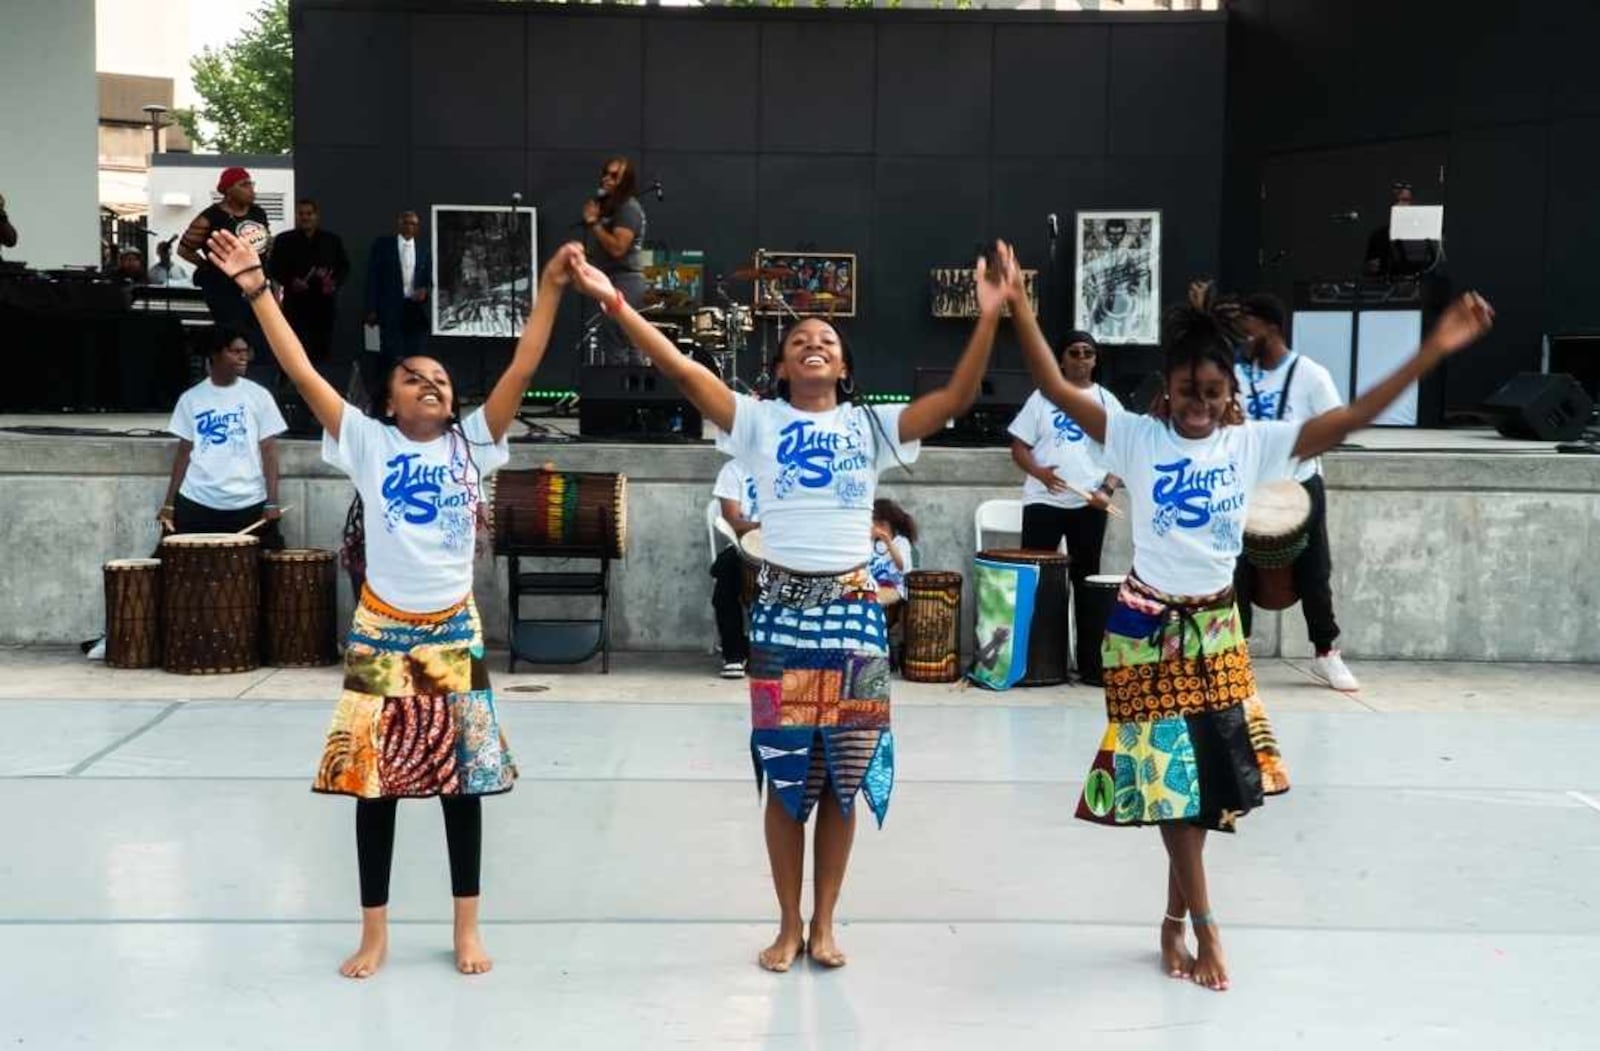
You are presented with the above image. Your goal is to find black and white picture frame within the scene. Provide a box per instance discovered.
[431,204,538,337]
[1073,210,1161,345]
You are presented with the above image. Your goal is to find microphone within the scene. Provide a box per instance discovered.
[650,180,664,202]
[511,192,522,207]
[1329,210,1360,223]
[1047,213,1059,242]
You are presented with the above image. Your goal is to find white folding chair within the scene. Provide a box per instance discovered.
[707,498,738,562]
[973,498,1023,551]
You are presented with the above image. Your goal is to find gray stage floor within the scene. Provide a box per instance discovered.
[2,654,1597,1049]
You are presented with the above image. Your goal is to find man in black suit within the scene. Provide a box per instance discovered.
[271,198,349,374]
[364,210,431,388]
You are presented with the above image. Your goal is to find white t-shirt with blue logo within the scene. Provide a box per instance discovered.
[712,459,760,523]
[1007,386,1123,509]
[167,377,287,510]
[1235,351,1342,483]
[1103,412,1302,597]
[719,394,919,573]
[322,408,509,613]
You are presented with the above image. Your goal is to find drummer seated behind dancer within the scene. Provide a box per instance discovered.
[157,327,286,549]
[711,456,759,678]
[1008,329,1123,682]
[1232,293,1356,692]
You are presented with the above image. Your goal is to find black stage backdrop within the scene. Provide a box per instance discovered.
[1223,0,1600,414]
[292,3,1226,401]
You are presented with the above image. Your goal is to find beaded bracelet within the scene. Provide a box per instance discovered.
[243,280,272,303]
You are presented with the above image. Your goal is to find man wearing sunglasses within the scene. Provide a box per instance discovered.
[1008,330,1123,683]
[582,156,648,364]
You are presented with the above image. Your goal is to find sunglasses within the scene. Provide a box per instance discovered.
[1065,348,1097,359]
[601,168,623,179]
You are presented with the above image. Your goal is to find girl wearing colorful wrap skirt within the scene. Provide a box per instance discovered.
[1012,272,1495,991]
[569,241,1015,972]
[207,227,584,979]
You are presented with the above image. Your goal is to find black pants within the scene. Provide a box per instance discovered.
[356,796,482,908]
[1234,474,1341,653]
[710,546,748,661]
[1020,503,1108,682]
[283,296,336,366]
[172,493,284,550]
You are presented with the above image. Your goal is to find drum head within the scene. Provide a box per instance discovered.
[106,558,162,569]
[1084,573,1126,587]
[1245,480,1311,539]
[738,528,763,564]
[162,532,259,548]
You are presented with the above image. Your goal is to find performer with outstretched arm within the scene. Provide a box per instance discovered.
[567,241,1014,972]
[1010,268,1492,993]
[205,227,581,980]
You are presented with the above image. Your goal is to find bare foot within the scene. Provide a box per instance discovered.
[340,908,388,980]
[807,921,847,969]
[454,924,493,976]
[758,924,806,973]
[1191,925,1229,991]
[453,898,493,976]
[1160,917,1195,979]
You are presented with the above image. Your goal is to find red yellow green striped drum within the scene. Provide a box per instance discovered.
[490,469,627,557]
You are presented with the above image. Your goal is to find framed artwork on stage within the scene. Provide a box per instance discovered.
[430,204,538,337]
[1073,210,1160,345]
[752,251,856,318]
[930,267,1038,318]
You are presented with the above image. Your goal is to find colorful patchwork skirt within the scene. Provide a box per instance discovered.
[748,563,895,826]
[313,587,517,799]
[1076,573,1287,832]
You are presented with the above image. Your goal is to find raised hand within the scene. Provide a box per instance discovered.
[541,241,583,288]
[568,253,618,303]
[206,229,262,284]
[974,240,1014,318]
[1425,292,1495,357]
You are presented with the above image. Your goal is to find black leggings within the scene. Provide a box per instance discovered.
[355,796,482,908]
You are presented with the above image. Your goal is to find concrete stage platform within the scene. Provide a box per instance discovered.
[2,415,1598,660]
[1,653,1597,1049]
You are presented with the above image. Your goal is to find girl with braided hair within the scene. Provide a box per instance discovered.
[1010,270,1493,991]
[205,227,584,980]
[567,241,1011,973]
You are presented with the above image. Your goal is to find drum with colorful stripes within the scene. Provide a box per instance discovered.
[490,469,628,557]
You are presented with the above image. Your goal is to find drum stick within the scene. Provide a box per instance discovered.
[236,505,294,536]
[1063,482,1124,518]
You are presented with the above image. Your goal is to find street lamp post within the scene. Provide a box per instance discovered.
[141,104,169,158]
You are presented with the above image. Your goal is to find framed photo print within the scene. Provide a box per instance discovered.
[752,251,856,318]
[929,267,1038,318]
[1073,210,1160,345]
[431,204,538,337]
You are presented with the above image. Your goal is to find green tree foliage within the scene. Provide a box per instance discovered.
[175,0,292,154]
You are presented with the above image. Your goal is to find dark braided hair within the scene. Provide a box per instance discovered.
[1147,280,1245,427]
[769,320,912,475]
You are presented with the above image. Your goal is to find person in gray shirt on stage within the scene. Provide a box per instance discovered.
[582,156,648,365]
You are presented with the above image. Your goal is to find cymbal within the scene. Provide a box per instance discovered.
[730,265,793,280]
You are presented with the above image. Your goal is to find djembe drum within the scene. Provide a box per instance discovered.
[978,548,1071,686]
[261,548,338,667]
[1075,573,1126,687]
[902,570,963,683]
[491,469,627,557]
[1243,479,1312,611]
[104,558,162,669]
[161,533,260,675]
[737,527,763,606]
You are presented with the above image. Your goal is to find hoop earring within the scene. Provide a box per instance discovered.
[839,374,856,397]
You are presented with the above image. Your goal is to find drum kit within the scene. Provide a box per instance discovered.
[104,534,339,674]
[599,249,845,395]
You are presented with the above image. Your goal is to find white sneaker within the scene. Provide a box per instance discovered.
[720,659,747,679]
[85,637,106,661]
[1310,650,1359,692]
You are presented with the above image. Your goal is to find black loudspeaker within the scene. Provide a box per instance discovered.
[578,365,702,440]
[914,368,1033,446]
[277,386,323,438]
[1483,372,1594,441]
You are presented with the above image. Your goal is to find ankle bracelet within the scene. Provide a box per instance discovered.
[1190,911,1215,927]
[1163,913,1186,924]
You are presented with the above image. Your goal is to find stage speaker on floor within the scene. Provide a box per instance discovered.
[915,368,1033,446]
[578,365,702,440]
[1483,372,1594,441]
